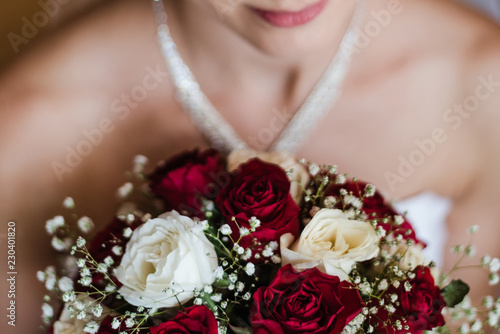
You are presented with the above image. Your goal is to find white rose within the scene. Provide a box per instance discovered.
[281,209,380,281]
[227,149,309,204]
[114,211,218,308]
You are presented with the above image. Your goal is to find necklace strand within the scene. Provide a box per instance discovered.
[152,0,365,154]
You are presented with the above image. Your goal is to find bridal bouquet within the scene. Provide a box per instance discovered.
[39,149,500,334]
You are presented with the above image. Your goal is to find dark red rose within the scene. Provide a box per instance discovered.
[150,305,218,334]
[327,180,423,245]
[375,266,445,334]
[251,264,364,334]
[149,148,226,216]
[215,159,300,263]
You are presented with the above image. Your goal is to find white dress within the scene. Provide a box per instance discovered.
[394,193,452,267]
[459,0,500,21]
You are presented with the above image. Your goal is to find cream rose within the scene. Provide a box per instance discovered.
[281,209,380,281]
[114,211,218,308]
[53,297,109,334]
[53,303,87,334]
[227,149,309,204]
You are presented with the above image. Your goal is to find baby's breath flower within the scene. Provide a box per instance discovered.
[194,298,203,305]
[111,317,121,330]
[452,245,464,254]
[214,266,224,280]
[467,225,479,235]
[239,227,250,236]
[364,184,376,197]
[92,305,103,317]
[219,224,232,236]
[103,256,115,266]
[77,258,86,268]
[58,276,74,292]
[76,236,86,248]
[37,270,46,283]
[77,310,87,320]
[308,163,320,176]
[471,320,482,332]
[204,285,213,294]
[79,276,92,287]
[483,296,494,308]
[249,216,261,230]
[117,182,133,199]
[271,255,281,264]
[42,303,53,318]
[112,245,123,256]
[376,226,387,238]
[378,279,388,291]
[122,227,133,238]
[96,263,108,273]
[335,174,347,185]
[245,263,256,276]
[490,258,500,273]
[62,197,75,209]
[489,273,500,286]
[465,246,476,257]
[83,321,100,334]
[45,276,56,291]
[482,255,492,266]
[394,215,404,226]
[323,196,337,208]
[62,290,76,303]
[45,216,65,235]
[459,323,470,334]
[211,294,222,302]
[228,273,238,283]
[77,216,94,234]
[80,267,91,277]
[51,236,67,251]
[125,318,135,328]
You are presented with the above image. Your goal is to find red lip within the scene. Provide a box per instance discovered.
[251,0,328,28]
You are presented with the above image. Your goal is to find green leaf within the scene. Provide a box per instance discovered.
[440,279,470,307]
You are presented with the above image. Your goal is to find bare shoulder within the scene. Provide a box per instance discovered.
[0,0,175,210]
[1,0,167,97]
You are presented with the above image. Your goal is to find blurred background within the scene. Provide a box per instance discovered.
[0,0,107,70]
[0,0,499,71]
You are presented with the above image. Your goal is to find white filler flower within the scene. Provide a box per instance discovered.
[281,209,379,281]
[114,211,218,308]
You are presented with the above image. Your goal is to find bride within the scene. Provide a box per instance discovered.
[1,0,500,332]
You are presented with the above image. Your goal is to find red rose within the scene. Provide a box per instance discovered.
[150,305,218,334]
[375,266,445,334]
[251,265,364,334]
[215,159,300,262]
[149,149,226,216]
[327,180,423,244]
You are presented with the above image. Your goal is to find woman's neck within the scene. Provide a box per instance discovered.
[164,0,359,109]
